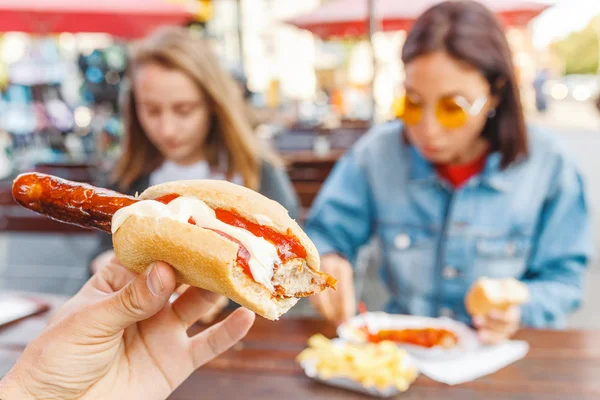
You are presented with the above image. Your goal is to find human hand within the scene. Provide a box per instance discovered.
[0,260,255,400]
[472,306,521,344]
[310,253,355,326]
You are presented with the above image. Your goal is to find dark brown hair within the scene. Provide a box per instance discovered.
[402,0,527,168]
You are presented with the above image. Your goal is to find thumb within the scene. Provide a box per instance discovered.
[87,262,177,334]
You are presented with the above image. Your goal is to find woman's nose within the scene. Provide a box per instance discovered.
[157,114,178,139]
[419,109,443,138]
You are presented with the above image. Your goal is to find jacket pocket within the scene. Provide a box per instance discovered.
[473,235,532,279]
[379,224,438,297]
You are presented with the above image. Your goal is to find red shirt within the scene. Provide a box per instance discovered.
[435,152,488,188]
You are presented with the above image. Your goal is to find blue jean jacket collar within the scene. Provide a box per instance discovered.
[407,142,519,192]
[407,145,437,184]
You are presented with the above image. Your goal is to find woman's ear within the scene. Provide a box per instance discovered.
[494,78,507,92]
[489,95,501,110]
[489,78,507,109]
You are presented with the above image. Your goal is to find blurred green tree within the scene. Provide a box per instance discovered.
[551,15,600,75]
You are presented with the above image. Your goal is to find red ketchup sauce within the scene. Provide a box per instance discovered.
[153,193,305,279]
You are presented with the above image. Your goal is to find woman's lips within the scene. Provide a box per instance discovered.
[163,141,183,150]
[423,145,440,155]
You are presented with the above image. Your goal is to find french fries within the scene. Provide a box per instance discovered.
[296,334,418,392]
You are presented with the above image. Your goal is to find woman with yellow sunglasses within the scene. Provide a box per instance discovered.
[305,0,592,344]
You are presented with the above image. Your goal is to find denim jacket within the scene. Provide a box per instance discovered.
[305,121,593,328]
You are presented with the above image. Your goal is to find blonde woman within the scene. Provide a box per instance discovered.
[90,27,299,318]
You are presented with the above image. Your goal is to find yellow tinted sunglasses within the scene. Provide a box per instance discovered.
[397,94,488,129]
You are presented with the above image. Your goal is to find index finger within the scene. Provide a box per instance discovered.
[94,261,138,293]
[191,307,255,368]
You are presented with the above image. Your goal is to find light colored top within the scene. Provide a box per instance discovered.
[149,160,242,187]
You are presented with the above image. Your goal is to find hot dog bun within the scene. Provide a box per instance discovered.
[113,180,331,320]
[465,277,529,317]
[139,179,320,271]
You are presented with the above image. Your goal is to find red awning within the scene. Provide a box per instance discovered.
[0,0,195,39]
[286,0,551,39]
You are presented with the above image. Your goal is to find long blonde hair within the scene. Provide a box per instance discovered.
[113,26,277,191]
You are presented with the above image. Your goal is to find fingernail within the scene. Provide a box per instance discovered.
[146,263,164,297]
[473,316,484,326]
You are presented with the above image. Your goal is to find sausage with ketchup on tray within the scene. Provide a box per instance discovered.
[12,173,336,320]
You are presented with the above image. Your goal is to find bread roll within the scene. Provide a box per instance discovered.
[465,277,529,317]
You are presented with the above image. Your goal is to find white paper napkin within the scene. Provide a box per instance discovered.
[415,340,529,385]
[0,296,41,327]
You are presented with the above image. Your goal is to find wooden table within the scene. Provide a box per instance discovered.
[1,294,599,399]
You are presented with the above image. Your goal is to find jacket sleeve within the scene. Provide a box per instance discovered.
[304,149,374,266]
[520,156,593,328]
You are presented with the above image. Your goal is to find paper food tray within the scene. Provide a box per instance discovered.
[337,312,481,360]
[299,338,417,398]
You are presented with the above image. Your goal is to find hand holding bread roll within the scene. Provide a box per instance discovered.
[465,277,530,317]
